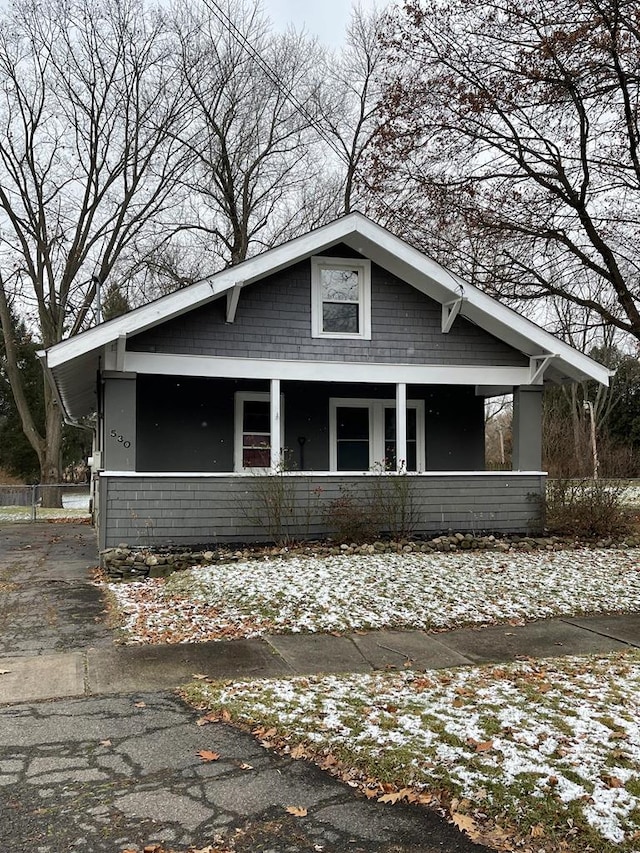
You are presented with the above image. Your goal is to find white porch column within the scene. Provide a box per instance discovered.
[396,382,407,472]
[270,378,281,471]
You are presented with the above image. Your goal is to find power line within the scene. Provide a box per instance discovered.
[200,0,351,169]
[199,0,428,245]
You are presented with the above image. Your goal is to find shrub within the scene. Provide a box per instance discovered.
[372,474,419,540]
[324,488,381,544]
[544,478,632,538]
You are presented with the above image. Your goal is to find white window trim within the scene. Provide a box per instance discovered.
[329,397,425,472]
[311,256,372,340]
[234,391,285,472]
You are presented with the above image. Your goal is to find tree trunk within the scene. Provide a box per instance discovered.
[38,386,64,507]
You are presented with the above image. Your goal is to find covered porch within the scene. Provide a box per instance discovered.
[96,355,547,549]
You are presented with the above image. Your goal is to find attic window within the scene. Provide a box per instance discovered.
[311,257,371,340]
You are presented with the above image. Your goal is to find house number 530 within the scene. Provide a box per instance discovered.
[110,429,131,449]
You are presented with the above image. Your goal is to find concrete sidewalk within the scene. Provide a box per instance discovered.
[2,613,639,705]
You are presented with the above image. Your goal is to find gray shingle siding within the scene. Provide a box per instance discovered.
[128,259,528,367]
[99,473,544,549]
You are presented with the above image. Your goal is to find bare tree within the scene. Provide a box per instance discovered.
[372,0,640,342]
[165,0,325,273]
[313,3,386,215]
[0,0,191,488]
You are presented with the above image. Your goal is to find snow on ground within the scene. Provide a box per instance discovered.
[0,506,90,522]
[108,547,640,644]
[186,652,640,850]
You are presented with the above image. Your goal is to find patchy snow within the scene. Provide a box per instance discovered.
[187,652,640,849]
[108,547,640,644]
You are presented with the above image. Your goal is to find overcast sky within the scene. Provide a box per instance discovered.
[262,0,393,47]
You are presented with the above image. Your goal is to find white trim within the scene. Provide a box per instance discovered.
[270,378,281,470]
[100,469,547,478]
[123,351,533,386]
[396,382,407,472]
[234,391,285,472]
[311,256,371,340]
[329,397,425,472]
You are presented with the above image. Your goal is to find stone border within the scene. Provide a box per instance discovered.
[101,532,640,581]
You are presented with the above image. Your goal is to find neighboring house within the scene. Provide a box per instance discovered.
[40,214,610,551]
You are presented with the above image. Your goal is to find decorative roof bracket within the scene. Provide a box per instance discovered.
[529,353,556,385]
[226,282,243,324]
[441,292,464,333]
[116,334,127,372]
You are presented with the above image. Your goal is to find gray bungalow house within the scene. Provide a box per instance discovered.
[41,213,610,550]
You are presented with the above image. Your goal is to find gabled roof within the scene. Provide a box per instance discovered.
[41,212,611,422]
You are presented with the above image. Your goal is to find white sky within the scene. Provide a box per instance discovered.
[262,0,392,47]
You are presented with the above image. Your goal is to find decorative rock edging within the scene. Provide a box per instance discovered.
[101,532,640,581]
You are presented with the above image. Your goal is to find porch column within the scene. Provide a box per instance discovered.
[102,374,136,471]
[270,378,281,470]
[396,382,407,472]
[512,386,543,471]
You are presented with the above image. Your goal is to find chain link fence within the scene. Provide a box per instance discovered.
[0,484,91,523]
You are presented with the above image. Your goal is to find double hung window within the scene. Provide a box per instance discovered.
[311,257,371,339]
[234,392,284,471]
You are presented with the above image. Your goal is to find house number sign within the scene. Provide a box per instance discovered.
[110,429,131,449]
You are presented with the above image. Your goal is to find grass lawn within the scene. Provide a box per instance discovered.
[107,547,640,643]
[0,506,90,522]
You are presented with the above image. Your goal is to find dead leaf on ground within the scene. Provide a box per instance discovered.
[99,739,112,747]
[0,669,11,675]
[412,677,435,690]
[192,673,209,680]
[452,811,480,838]
[196,712,219,727]
[286,805,308,817]
[378,788,413,804]
[238,761,253,770]
[289,743,306,759]
[466,738,494,752]
[133,700,146,709]
[197,750,221,762]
